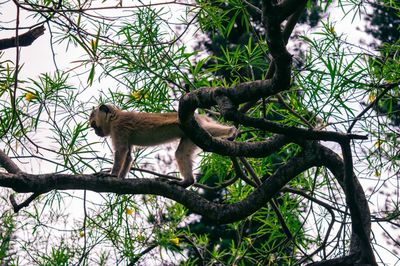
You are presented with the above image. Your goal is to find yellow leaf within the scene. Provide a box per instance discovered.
[368,92,376,102]
[79,231,85,238]
[131,90,141,100]
[137,234,145,242]
[25,92,37,102]
[374,140,382,148]
[169,237,180,246]
[268,255,275,266]
[90,39,97,49]
[125,208,134,215]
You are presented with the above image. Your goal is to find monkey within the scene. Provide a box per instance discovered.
[89,104,236,187]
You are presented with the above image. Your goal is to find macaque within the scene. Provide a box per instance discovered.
[89,104,236,187]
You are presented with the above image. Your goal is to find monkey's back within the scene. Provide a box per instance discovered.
[113,111,184,146]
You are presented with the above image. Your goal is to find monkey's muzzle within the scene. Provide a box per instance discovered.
[90,121,105,137]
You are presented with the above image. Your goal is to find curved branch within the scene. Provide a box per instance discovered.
[179,94,366,157]
[178,0,293,153]
[177,1,363,161]
[1,144,375,264]
[306,253,359,266]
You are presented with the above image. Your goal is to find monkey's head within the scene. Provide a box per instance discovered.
[89,104,119,137]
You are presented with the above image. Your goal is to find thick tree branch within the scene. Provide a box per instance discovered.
[227,108,367,142]
[179,94,366,157]
[307,253,359,266]
[0,144,375,264]
[0,146,320,224]
[282,2,307,41]
[178,2,365,158]
[340,141,376,265]
[179,0,292,140]
[0,25,45,50]
[238,1,305,113]
[318,144,375,264]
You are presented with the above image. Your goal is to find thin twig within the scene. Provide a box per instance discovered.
[9,192,41,213]
[270,199,293,240]
[231,157,258,187]
[239,157,262,186]
[178,234,205,266]
[194,175,239,191]
[127,243,158,266]
[243,0,262,14]
[347,81,400,133]
[282,187,337,265]
[277,94,314,129]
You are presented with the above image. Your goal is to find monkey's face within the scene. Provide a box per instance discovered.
[89,109,106,137]
[89,104,116,137]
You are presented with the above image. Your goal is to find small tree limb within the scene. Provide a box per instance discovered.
[0,25,45,50]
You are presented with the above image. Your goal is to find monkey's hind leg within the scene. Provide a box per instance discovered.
[173,137,198,188]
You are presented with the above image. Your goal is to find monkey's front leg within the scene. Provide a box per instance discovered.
[111,145,130,178]
[117,145,133,178]
[94,145,131,179]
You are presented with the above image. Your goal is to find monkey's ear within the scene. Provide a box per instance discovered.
[99,104,110,113]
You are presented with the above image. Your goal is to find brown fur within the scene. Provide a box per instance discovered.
[89,104,235,187]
